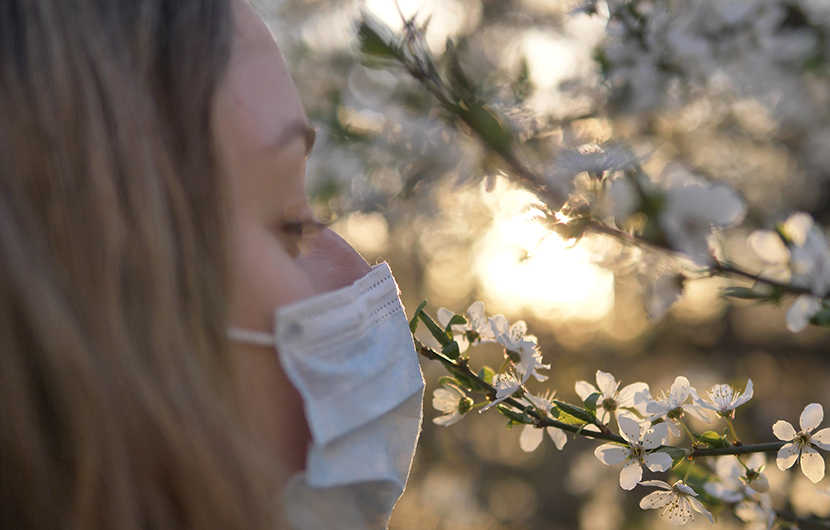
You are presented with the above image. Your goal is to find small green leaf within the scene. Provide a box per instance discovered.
[418,311,451,347]
[357,17,398,59]
[497,404,531,425]
[445,314,467,334]
[698,431,728,448]
[464,102,513,153]
[550,401,592,425]
[722,287,772,300]
[477,366,495,386]
[811,306,830,328]
[654,446,686,466]
[583,392,601,417]
[442,341,461,360]
[437,376,460,388]
[409,300,428,334]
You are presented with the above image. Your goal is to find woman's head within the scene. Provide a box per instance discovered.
[0,0,282,527]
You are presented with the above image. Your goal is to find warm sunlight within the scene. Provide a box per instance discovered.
[475,188,614,321]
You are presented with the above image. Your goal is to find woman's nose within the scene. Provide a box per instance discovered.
[294,228,372,294]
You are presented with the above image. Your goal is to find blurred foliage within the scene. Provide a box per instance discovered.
[258,0,830,528]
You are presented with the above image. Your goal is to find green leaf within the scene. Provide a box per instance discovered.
[437,376,461,388]
[654,446,686,466]
[552,401,593,425]
[463,102,513,153]
[811,306,830,328]
[418,311,451,347]
[442,341,461,360]
[357,16,398,59]
[722,286,772,300]
[583,392,601,418]
[409,300,428,334]
[497,404,531,425]
[477,366,495,386]
[698,431,728,448]
[445,40,476,101]
[445,314,467,334]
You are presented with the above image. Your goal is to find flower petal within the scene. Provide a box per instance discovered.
[670,376,691,406]
[433,412,462,426]
[467,301,485,324]
[436,307,455,328]
[575,381,598,402]
[596,370,619,398]
[595,444,629,466]
[546,427,567,450]
[640,480,673,490]
[748,229,789,264]
[777,443,799,470]
[732,379,754,408]
[801,403,824,433]
[772,420,797,441]
[812,428,830,450]
[642,422,669,450]
[800,446,826,483]
[786,295,821,333]
[618,382,650,411]
[643,452,673,473]
[667,496,693,525]
[639,491,673,510]
[683,404,713,423]
[619,459,643,490]
[519,425,544,453]
[617,413,642,445]
[688,496,715,523]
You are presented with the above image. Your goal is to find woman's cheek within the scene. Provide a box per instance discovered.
[228,221,318,332]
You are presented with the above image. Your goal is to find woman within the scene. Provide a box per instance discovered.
[0,0,423,528]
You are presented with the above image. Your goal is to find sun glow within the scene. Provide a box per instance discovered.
[475,190,614,321]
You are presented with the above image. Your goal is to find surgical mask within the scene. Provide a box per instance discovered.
[228,262,425,529]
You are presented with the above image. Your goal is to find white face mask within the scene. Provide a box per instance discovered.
[228,262,424,529]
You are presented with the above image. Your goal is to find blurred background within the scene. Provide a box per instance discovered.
[256,0,830,527]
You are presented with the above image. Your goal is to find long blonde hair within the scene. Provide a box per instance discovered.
[0,1,277,527]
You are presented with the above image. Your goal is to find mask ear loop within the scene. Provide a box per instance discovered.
[227,327,276,347]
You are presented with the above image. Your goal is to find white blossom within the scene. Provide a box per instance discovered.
[747,229,792,284]
[735,494,776,530]
[750,214,830,315]
[575,370,650,423]
[695,379,754,418]
[658,183,746,265]
[646,376,713,437]
[647,274,685,320]
[432,383,473,426]
[784,213,830,297]
[518,391,568,452]
[594,413,673,490]
[785,294,824,333]
[639,480,714,525]
[489,316,550,384]
[437,301,496,353]
[773,403,830,483]
[480,372,522,413]
[704,454,768,502]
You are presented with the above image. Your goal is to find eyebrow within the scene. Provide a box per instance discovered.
[268,119,317,156]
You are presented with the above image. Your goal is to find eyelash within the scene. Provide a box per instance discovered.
[279,219,329,255]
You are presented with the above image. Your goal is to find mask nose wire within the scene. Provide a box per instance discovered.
[227,327,276,347]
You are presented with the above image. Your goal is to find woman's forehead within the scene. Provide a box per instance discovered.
[223,0,306,152]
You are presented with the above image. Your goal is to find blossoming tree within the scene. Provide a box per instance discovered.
[350,1,830,527]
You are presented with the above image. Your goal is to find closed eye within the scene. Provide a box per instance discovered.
[278,218,330,256]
